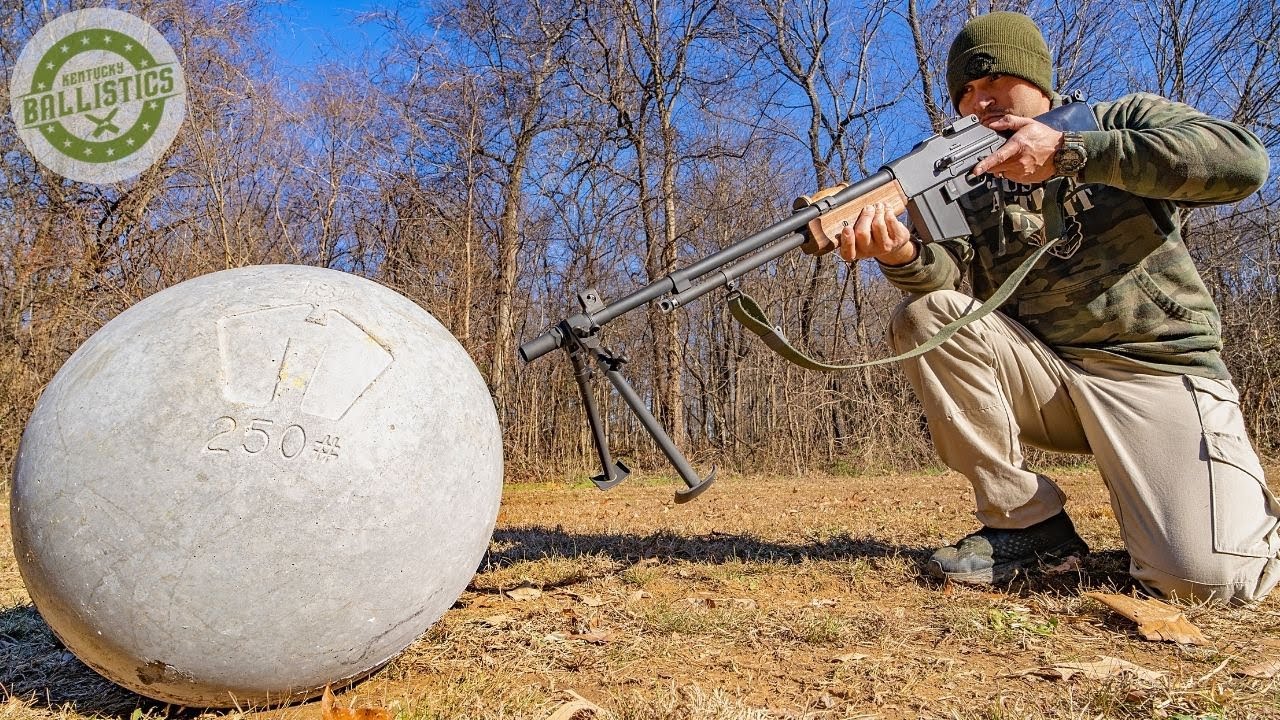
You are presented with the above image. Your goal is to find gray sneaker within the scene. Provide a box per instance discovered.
[927,511,1088,585]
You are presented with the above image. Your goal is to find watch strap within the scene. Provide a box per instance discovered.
[1054,131,1087,178]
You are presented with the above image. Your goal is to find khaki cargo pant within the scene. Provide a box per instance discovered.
[888,290,1280,604]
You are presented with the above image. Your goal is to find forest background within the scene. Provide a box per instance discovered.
[2,0,1278,484]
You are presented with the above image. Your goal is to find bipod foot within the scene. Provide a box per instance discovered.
[674,466,717,503]
[592,460,631,491]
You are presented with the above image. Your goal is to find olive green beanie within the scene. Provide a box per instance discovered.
[946,11,1053,110]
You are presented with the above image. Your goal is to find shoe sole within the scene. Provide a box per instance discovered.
[927,539,1089,586]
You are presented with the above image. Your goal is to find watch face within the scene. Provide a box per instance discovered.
[1054,139,1086,175]
[1057,148,1085,172]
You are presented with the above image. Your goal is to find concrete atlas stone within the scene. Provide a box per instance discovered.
[11,265,503,707]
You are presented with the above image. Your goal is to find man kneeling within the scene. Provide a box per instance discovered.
[837,11,1279,604]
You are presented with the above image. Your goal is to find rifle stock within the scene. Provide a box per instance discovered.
[796,180,909,255]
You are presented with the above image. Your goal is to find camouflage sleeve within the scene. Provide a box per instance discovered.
[1081,93,1270,203]
[877,238,969,293]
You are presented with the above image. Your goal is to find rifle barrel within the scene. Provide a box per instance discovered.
[518,324,565,362]
[660,232,808,311]
[594,170,894,324]
[518,170,895,362]
[587,208,817,326]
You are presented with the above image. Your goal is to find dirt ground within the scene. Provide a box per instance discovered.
[4,466,1280,719]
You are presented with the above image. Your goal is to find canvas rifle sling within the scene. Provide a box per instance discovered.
[726,232,1062,372]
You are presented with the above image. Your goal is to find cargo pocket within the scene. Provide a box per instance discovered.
[1187,375,1280,559]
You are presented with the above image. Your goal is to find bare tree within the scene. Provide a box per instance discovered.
[0,0,299,470]
[568,0,731,447]
[5,0,1279,486]
[376,0,579,417]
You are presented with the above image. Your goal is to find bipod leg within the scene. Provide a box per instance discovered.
[599,361,716,503]
[567,337,630,490]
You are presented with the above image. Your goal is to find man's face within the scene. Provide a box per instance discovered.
[956,73,1052,125]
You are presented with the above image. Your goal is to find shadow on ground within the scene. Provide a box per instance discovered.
[0,532,1136,716]
[485,525,1137,596]
[489,525,919,565]
[0,604,159,717]
[0,605,342,718]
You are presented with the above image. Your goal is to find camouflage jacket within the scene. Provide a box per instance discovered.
[879,92,1269,379]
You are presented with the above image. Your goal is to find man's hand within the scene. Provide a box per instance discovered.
[972,114,1063,184]
[836,203,916,265]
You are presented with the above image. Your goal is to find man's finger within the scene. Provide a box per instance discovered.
[870,203,889,241]
[837,224,856,262]
[850,206,876,260]
[973,143,1018,177]
[889,210,911,245]
[987,113,1032,131]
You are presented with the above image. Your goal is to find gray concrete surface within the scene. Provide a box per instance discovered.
[11,265,504,707]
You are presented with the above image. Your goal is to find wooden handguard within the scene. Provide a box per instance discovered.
[795,180,909,255]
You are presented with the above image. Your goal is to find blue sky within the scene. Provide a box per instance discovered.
[269,1,392,72]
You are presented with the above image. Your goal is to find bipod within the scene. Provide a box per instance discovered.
[560,290,716,503]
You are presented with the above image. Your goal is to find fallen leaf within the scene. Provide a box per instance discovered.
[1084,592,1206,645]
[1067,657,1165,683]
[1234,658,1280,679]
[545,690,604,720]
[1124,689,1148,703]
[570,629,615,644]
[1045,555,1082,574]
[507,586,543,601]
[321,685,393,720]
[1014,656,1164,684]
[683,596,757,610]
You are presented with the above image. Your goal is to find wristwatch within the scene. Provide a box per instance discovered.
[1053,131,1088,179]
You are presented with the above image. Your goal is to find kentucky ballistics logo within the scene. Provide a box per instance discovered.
[9,8,186,184]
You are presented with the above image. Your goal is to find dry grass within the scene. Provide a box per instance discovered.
[4,467,1280,719]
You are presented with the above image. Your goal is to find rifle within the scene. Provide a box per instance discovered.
[519,102,1098,502]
